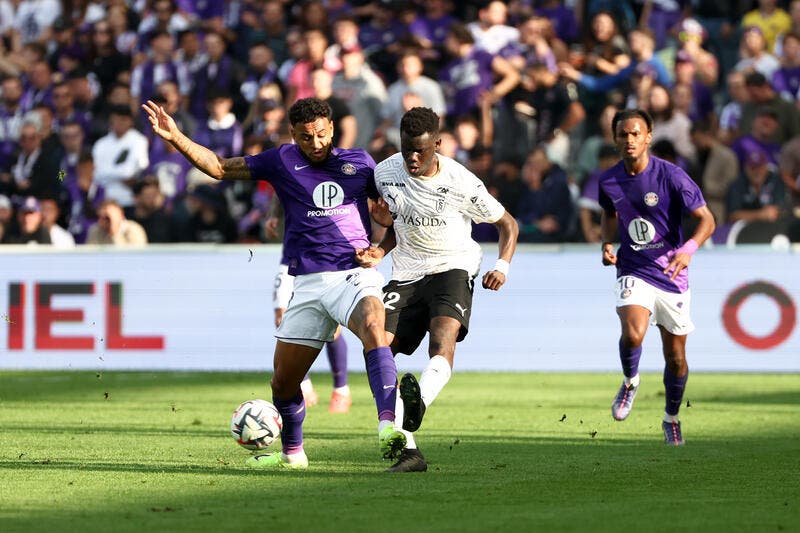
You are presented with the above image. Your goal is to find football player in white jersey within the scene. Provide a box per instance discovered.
[357,107,519,472]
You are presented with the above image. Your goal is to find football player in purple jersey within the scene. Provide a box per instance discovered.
[142,97,405,469]
[598,109,715,445]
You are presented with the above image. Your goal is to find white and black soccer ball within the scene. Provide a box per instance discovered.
[230,399,282,450]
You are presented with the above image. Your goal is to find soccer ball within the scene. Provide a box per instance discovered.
[230,399,282,450]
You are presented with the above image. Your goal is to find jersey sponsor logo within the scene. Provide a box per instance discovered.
[379,181,406,187]
[644,192,659,206]
[309,182,348,217]
[627,217,656,244]
[397,214,447,227]
[341,163,356,175]
[437,186,449,194]
[470,195,493,218]
[454,303,468,316]
[294,163,310,171]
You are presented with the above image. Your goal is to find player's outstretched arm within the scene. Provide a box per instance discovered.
[141,100,252,181]
[600,210,618,266]
[663,204,715,280]
[482,211,518,290]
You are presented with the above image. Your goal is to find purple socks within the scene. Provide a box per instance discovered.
[619,339,642,378]
[664,367,688,416]
[273,390,305,455]
[326,335,348,388]
[365,346,397,422]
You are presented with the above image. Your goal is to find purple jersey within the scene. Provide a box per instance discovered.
[245,145,377,275]
[598,156,706,294]
[440,49,495,117]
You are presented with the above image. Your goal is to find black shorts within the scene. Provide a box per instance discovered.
[382,269,475,355]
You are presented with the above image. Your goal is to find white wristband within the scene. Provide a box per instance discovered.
[493,259,510,276]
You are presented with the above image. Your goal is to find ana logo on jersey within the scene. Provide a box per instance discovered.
[644,192,659,207]
[308,181,351,217]
[341,163,357,175]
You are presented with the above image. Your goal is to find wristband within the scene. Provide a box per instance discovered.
[675,239,699,256]
[493,259,510,276]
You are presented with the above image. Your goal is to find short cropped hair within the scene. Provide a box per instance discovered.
[288,97,332,126]
[612,108,653,134]
[400,107,440,138]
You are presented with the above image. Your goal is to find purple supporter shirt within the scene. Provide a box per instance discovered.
[598,156,706,294]
[245,144,377,275]
[440,48,495,117]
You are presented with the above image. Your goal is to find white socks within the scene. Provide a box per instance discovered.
[333,385,350,396]
[393,388,417,449]
[419,355,452,407]
[624,374,640,387]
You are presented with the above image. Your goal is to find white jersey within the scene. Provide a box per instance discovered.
[374,153,505,281]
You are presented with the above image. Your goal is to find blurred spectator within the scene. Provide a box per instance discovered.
[735,25,780,79]
[690,120,740,224]
[87,20,131,102]
[242,82,288,148]
[137,0,190,40]
[469,0,520,54]
[106,3,138,57]
[13,0,62,46]
[2,196,51,244]
[91,105,149,208]
[379,51,446,149]
[574,103,618,186]
[672,50,716,125]
[310,67,356,149]
[500,61,585,166]
[275,28,305,87]
[58,120,85,185]
[40,197,75,248]
[515,146,575,243]
[332,44,388,150]
[195,89,243,159]
[674,20,719,88]
[0,193,13,241]
[726,150,787,224]
[86,198,148,245]
[771,31,800,101]
[719,70,750,145]
[440,23,520,121]
[20,60,54,113]
[731,106,782,168]
[126,175,174,243]
[741,0,791,54]
[535,0,580,44]
[285,29,333,104]
[0,76,25,175]
[578,142,618,243]
[130,31,190,108]
[9,118,62,198]
[638,0,685,51]
[182,184,237,243]
[51,81,91,135]
[581,10,631,77]
[326,16,361,70]
[145,135,193,205]
[358,1,407,81]
[646,84,696,166]
[740,71,800,143]
[777,133,800,215]
[65,151,105,244]
[189,31,245,121]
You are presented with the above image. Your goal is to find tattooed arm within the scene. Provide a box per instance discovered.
[141,100,252,181]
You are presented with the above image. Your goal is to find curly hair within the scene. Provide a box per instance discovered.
[400,107,440,138]
[289,97,332,126]
[611,108,653,134]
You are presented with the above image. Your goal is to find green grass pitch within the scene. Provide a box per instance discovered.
[0,371,798,532]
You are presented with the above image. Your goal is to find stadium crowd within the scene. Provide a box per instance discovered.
[0,0,798,247]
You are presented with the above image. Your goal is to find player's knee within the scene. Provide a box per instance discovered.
[621,331,645,349]
[270,374,296,399]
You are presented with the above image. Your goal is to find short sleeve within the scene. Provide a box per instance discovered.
[244,148,282,182]
[673,167,706,213]
[598,183,615,214]
[462,172,505,224]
